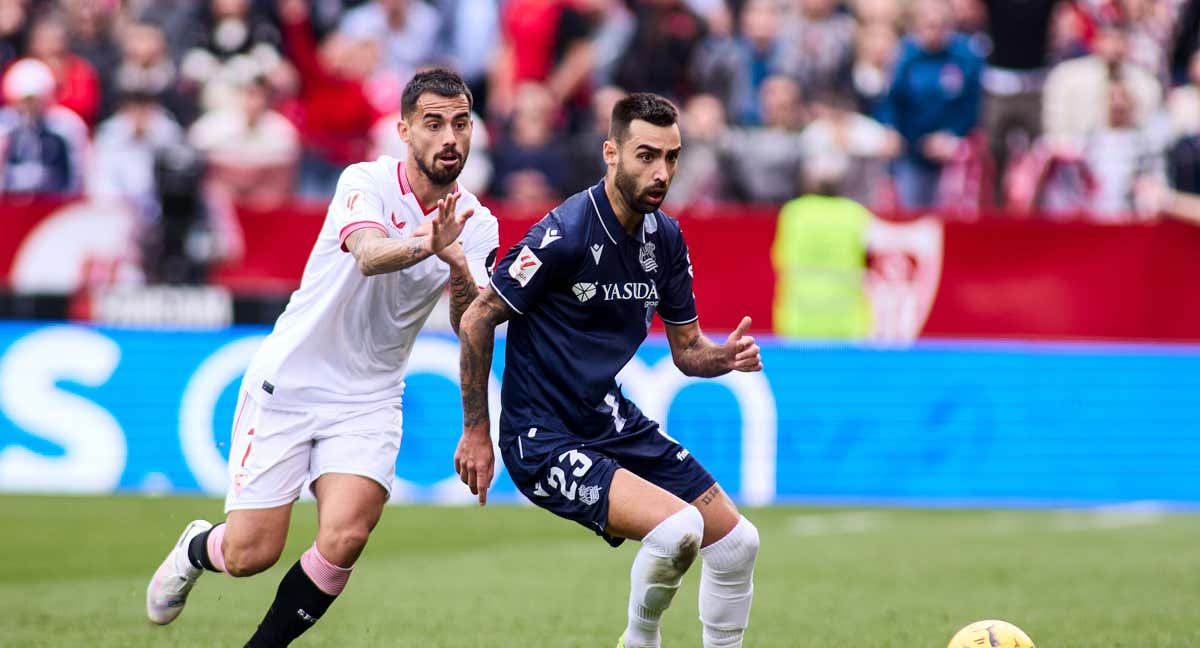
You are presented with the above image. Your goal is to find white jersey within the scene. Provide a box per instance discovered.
[243,155,498,411]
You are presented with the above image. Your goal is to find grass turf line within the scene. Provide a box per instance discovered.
[1,495,1198,647]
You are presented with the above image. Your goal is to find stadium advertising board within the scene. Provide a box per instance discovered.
[1,323,1197,505]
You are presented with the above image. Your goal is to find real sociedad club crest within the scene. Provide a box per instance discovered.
[639,242,658,273]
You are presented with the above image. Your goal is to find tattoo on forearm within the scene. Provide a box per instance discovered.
[700,484,722,506]
[459,290,514,428]
[360,235,432,275]
[446,267,477,334]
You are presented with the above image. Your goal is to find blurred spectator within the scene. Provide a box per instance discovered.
[950,0,989,55]
[490,0,594,119]
[770,156,874,339]
[27,16,102,125]
[1122,0,1177,81]
[852,21,897,116]
[851,0,900,26]
[1081,81,1166,220]
[0,0,30,72]
[612,0,704,100]
[0,58,88,196]
[1045,0,1089,65]
[581,0,634,88]
[490,81,572,201]
[189,74,299,207]
[1168,50,1200,139]
[115,22,195,125]
[179,0,287,113]
[62,0,121,121]
[1042,20,1161,142]
[691,0,787,125]
[276,0,380,197]
[1169,0,1200,84]
[147,142,241,283]
[722,75,806,203]
[567,83,625,191]
[1168,52,1200,194]
[778,0,856,99]
[339,0,441,96]
[370,108,494,193]
[977,0,1057,204]
[432,0,500,96]
[801,88,898,207]
[665,92,726,208]
[879,0,983,209]
[89,90,186,220]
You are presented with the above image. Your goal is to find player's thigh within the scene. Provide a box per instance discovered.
[311,472,389,564]
[690,482,741,547]
[606,468,691,542]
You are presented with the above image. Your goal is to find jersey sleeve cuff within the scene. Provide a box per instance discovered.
[659,313,699,325]
[338,221,388,252]
[489,277,525,315]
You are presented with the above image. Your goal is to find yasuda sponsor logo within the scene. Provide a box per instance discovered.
[600,282,658,302]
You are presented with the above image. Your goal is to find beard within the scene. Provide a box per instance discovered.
[614,160,669,214]
[413,146,467,186]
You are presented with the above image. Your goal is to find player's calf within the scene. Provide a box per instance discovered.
[624,506,705,648]
[698,516,759,648]
[244,542,353,647]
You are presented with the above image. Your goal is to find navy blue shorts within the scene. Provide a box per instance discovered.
[500,400,715,547]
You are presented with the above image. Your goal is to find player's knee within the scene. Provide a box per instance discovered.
[317,524,371,565]
[705,516,759,575]
[643,505,704,579]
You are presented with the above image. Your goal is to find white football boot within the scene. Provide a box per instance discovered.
[146,519,213,624]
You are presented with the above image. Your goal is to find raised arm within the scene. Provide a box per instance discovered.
[454,286,515,505]
[344,191,474,276]
[664,316,763,378]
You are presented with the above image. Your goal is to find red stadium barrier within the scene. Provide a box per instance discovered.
[3,198,1200,340]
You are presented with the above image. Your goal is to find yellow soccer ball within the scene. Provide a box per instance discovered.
[947,620,1035,648]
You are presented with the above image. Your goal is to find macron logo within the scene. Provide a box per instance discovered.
[591,243,604,265]
[540,228,562,248]
[572,282,597,303]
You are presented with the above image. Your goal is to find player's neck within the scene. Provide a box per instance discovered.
[603,177,644,235]
[405,161,455,213]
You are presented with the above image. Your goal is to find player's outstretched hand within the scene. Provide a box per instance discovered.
[454,428,494,506]
[725,316,763,373]
[429,191,474,254]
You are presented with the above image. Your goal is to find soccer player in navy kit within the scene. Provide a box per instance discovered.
[455,93,762,648]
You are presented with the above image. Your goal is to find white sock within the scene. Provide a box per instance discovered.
[698,516,759,648]
[623,506,704,648]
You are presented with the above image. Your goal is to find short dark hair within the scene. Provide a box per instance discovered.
[609,93,679,142]
[401,68,473,120]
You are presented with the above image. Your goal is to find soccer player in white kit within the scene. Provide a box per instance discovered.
[145,69,498,647]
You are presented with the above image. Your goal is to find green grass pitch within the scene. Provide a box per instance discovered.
[1,495,1198,647]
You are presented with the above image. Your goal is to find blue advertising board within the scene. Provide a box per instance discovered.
[0,322,1197,506]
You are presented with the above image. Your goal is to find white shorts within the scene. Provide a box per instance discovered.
[223,390,403,513]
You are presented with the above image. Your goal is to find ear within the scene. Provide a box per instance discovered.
[397,117,411,146]
[603,139,618,167]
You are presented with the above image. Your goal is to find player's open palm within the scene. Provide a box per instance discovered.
[454,429,495,506]
[430,191,474,254]
[726,316,763,372]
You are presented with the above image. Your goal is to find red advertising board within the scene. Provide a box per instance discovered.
[3,198,1200,340]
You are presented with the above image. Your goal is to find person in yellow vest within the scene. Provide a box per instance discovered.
[771,154,874,339]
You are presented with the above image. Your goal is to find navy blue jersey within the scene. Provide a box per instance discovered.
[491,180,697,438]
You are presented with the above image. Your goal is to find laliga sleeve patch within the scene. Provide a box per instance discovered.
[508,245,543,287]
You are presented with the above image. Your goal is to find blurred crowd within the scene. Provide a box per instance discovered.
[2,0,1200,265]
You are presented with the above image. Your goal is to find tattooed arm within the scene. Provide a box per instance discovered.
[344,229,434,276]
[453,286,515,505]
[664,316,763,378]
[345,190,474,276]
